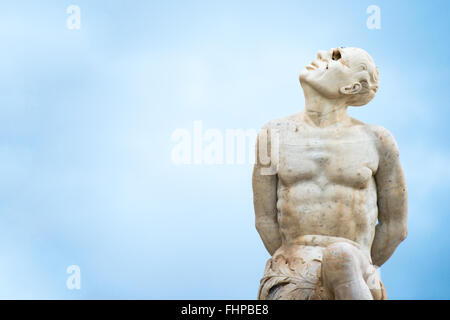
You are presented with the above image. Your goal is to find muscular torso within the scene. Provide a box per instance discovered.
[274,114,379,255]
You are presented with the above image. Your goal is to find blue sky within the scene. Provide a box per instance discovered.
[0,0,449,299]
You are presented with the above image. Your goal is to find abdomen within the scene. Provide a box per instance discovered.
[277,179,378,251]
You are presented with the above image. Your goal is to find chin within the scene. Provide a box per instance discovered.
[299,69,310,84]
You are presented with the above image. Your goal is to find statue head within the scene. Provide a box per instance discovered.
[299,47,379,107]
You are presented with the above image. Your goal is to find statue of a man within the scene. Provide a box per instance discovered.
[253,47,408,300]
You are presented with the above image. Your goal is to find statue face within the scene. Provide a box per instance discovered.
[299,47,375,101]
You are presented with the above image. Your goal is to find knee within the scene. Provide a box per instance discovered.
[322,242,358,276]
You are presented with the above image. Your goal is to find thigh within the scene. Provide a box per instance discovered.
[354,248,387,300]
[322,242,386,299]
[363,264,387,300]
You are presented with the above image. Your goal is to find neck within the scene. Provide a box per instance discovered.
[303,89,349,128]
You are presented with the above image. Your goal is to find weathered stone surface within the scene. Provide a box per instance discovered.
[253,47,407,300]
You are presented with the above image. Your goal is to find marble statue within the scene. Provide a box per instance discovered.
[253,47,408,300]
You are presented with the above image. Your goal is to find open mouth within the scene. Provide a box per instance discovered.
[306,60,320,70]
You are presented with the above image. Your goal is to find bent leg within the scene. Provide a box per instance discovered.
[322,242,372,300]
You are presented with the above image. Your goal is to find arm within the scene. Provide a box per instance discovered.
[371,127,408,267]
[252,127,282,256]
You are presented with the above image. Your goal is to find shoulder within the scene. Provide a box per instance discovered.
[256,114,299,146]
[260,113,299,130]
[363,124,400,159]
[260,113,300,132]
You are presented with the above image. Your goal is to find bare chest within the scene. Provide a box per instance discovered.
[277,127,379,189]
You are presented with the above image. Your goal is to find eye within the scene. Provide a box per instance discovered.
[332,49,341,61]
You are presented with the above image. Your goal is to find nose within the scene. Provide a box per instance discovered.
[317,50,329,61]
